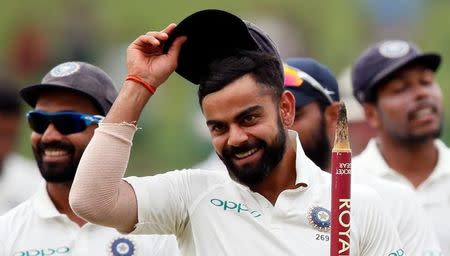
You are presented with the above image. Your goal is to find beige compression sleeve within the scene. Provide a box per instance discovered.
[69,122,139,233]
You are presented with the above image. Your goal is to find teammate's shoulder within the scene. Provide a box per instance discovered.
[125,168,229,187]
[354,173,414,196]
[351,183,384,206]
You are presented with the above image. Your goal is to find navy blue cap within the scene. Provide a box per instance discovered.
[284,58,339,108]
[351,40,441,103]
[20,61,118,115]
[163,9,283,85]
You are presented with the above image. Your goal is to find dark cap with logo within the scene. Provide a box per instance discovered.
[284,58,339,108]
[351,40,441,103]
[163,9,283,85]
[20,61,118,115]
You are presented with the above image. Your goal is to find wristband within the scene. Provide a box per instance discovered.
[125,75,157,94]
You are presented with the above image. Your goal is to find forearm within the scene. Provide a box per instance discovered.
[104,80,153,124]
[69,122,139,232]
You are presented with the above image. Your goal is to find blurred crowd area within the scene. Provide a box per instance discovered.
[1,0,449,176]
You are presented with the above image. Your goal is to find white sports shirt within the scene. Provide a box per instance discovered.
[125,132,404,256]
[0,184,180,256]
[195,139,442,255]
[0,153,42,214]
[353,138,450,256]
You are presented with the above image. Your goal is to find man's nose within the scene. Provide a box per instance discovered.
[41,123,64,142]
[227,125,248,147]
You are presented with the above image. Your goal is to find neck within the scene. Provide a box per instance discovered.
[46,182,87,227]
[251,139,298,205]
[377,135,438,188]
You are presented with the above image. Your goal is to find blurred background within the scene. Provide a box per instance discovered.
[1,0,449,176]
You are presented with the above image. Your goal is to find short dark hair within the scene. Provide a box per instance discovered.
[198,50,284,106]
[0,78,22,115]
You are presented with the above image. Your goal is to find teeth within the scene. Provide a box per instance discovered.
[44,149,68,157]
[414,108,433,118]
[235,148,258,159]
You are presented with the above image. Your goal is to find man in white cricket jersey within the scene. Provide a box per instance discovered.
[351,39,450,255]
[0,61,180,256]
[284,57,442,255]
[70,10,405,255]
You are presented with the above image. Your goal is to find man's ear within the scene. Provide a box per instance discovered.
[279,90,296,128]
[362,103,380,129]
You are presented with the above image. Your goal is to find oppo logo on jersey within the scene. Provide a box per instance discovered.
[13,246,70,256]
[388,249,405,256]
[210,198,262,218]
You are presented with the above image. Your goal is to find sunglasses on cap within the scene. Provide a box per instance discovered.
[26,110,104,135]
[283,64,334,104]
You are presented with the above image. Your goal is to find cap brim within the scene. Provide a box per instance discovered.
[370,53,441,89]
[19,84,103,113]
[163,9,258,85]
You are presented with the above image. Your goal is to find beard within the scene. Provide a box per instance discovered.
[218,117,287,187]
[384,110,443,145]
[391,125,442,145]
[302,116,331,171]
[32,141,79,183]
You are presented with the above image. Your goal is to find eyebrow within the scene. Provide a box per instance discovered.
[206,105,264,127]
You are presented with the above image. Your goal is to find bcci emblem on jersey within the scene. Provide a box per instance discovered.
[110,237,136,256]
[307,206,331,232]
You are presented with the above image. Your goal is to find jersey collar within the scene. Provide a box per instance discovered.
[32,183,64,219]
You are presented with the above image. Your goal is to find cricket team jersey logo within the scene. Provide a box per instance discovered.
[307,206,331,232]
[378,40,410,58]
[110,237,135,256]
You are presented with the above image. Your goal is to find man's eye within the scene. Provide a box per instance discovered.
[242,115,257,124]
[210,124,226,133]
[390,83,407,93]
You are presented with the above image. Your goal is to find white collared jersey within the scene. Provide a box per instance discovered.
[353,138,450,256]
[0,184,180,256]
[195,135,442,255]
[125,132,403,256]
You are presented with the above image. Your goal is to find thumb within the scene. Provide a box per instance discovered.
[167,36,187,64]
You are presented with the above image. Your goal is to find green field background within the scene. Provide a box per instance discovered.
[1,0,449,176]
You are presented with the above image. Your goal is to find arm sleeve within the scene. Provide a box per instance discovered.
[69,123,139,232]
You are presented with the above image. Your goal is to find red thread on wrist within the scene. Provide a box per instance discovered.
[125,75,157,95]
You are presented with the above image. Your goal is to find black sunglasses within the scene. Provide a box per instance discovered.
[26,111,104,135]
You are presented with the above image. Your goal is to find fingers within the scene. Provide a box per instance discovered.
[162,23,177,35]
[167,35,187,60]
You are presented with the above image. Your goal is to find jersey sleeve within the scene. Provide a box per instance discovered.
[125,170,191,236]
[353,186,405,256]
[124,169,223,237]
[393,187,442,255]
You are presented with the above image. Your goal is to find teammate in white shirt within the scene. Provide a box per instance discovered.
[284,57,442,255]
[0,62,180,256]
[351,40,450,255]
[70,10,404,255]
[0,81,42,214]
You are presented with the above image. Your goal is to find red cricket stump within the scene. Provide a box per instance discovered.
[330,102,352,256]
